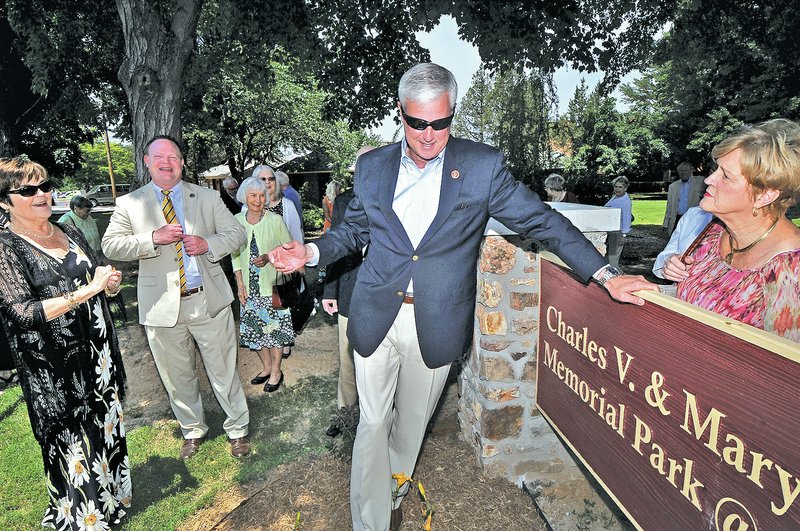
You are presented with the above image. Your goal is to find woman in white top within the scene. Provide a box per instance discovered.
[604,176,633,269]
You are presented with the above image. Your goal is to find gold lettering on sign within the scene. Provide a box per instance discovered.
[631,414,704,510]
[545,306,607,369]
[543,341,626,437]
[682,390,800,516]
[714,498,758,531]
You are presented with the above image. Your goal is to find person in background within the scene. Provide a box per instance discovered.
[321,180,341,233]
[604,176,633,269]
[278,171,303,223]
[233,176,294,392]
[664,161,705,234]
[544,173,580,203]
[653,206,713,279]
[0,156,129,529]
[220,177,241,215]
[267,63,656,531]
[254,164,304,358]
[321,145,374,438]
[676,119,800,342]
[102,135,251,459]
[57,195,103,259]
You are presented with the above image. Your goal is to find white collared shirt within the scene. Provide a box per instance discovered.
[394,139,446,294]
[151,182,203,289]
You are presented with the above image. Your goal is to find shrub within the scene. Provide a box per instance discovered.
[303,204,324,231]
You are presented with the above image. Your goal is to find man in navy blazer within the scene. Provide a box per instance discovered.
[270,63,656,530]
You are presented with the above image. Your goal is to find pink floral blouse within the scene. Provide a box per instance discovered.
[677,223,800,343]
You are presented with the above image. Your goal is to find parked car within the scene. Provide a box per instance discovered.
[85,183,130,206]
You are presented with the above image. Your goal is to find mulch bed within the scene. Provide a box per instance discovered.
[181,384,548,531]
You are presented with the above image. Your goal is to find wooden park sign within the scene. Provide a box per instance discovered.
[536,256,800,530]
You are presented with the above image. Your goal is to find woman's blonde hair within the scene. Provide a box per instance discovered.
[712,118,800,217]
[325,181,341,202]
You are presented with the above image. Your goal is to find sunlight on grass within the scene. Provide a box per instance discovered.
[631,199,666,226]
[0,374,337,530]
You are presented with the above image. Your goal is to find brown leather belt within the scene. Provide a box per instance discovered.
[403,294,414,304]
[181,286,204,297]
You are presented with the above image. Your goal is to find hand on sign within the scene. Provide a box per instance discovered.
[603,275,659,306]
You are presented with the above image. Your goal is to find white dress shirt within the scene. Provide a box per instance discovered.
[151,182,203,290]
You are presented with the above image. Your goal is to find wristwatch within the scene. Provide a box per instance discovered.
[595,265,622,286]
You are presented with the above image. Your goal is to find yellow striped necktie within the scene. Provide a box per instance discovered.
[161,190,187,294]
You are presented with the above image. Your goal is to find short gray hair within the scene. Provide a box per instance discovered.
[222,177,238,189]
[544,174,566,191]
[612,176,629,188]
[236,176,268,204]
[398,63,458,111]
[275,170,290,189]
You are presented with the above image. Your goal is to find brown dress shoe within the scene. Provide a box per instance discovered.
[180,437,204,460]
[229,436,251,458]
[390,507,403,531]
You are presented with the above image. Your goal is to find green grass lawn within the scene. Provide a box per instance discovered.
[0,374,337,530]
[631,199,666,226]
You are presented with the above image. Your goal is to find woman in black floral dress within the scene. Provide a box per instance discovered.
[232,176,295,393]
[0,157,129,529]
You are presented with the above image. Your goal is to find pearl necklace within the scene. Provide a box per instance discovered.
[11,221,55,239]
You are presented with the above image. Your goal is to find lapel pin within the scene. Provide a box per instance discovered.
[190,193,196,198]
[451,170,460,179]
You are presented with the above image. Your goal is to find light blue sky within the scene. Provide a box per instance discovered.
[371,15,638,141]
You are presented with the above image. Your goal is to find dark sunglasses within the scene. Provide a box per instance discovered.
[400,108,455,131]
[6,180,54,197]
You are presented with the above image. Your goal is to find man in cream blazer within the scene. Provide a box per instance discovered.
[102,135,250,459]
[663,162,706,234]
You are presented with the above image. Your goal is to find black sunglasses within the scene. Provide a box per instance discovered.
[400,108,455,131]
[6,180,54,197]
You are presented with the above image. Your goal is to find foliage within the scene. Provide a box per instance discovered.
[451,68,495,144]
[621,0,800,166]
[303,203,324,232]
[555,81,670,204]
[183,55,331,181]
[2,0,678,188]
[492,69,556,186]
[452,66,556,187]
[62,140,135,191]
[0,0,123,177]
[316,121,382,186]
[439,0,677,86]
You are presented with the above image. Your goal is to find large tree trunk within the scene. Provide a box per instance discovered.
[115,0,202,189]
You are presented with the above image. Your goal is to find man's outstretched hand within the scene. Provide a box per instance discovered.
[268,241,311,272]
[604,275,659,306]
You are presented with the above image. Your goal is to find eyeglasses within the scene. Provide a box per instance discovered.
[400,108,455,131]
[261,177,276,182]
[6,181,54,197]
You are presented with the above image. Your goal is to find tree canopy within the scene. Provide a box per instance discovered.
[2,0,678,187]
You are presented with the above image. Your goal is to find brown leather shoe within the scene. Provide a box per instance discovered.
[229,436,251,458]
[390,507,403,531]
[180,437,204,460]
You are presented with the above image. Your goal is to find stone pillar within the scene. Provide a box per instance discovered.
[458,204,623,527]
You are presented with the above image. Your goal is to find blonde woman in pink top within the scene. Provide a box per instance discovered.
[674,119,800,343]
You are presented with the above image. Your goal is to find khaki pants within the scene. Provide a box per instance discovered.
[350,303,450,530]
[145,291,249,439]
[337,315,358,408]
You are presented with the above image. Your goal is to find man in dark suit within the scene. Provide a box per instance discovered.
[321,146,374,438]
[269,63,656,530]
